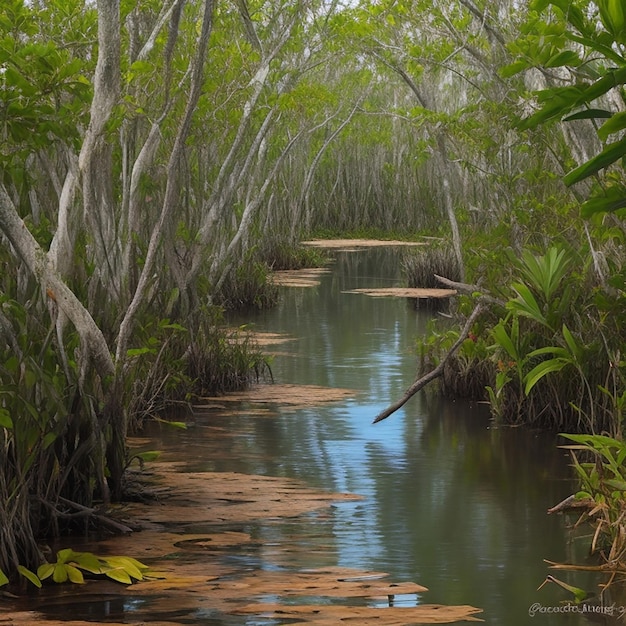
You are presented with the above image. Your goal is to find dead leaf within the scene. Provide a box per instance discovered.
[233,602,484,624]
[344,287,456,299]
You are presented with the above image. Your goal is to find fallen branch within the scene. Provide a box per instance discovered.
[434,274,506,307]
[547,494,593,515]
[373,302,485,424]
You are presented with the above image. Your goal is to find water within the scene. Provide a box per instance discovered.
[226,246,596,625]
[25,245,619,624]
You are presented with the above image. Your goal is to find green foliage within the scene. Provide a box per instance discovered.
[214,254,280,311]
[0,0,92,166]
[0,292,111,577]
[481,245,620,429]
[37,549,148,586]
[259,238,330,271]
[506,247,573,330]
[505,0,626,217]
[560,433,626,561]
[416,311,493,401]
[16,565,41,588]
[0,549,149,589]
[126,305,272,427]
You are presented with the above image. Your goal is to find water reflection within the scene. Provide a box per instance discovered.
[30,246,609,625]
[231,247,597,625]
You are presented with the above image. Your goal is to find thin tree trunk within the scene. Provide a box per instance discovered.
[115,0,215,364]
[0,184,115,379]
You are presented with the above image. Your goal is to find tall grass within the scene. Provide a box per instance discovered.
[402,244,462,288]
[402,243,461,310]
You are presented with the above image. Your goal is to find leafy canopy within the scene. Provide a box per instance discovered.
[503,0,626,217]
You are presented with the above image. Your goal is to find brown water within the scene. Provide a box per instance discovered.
[22,246,621,625]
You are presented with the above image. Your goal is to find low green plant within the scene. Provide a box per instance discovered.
[560,433,626,565]
[214,255,280,310]
[258,237,330,270]
[126,307,272,426]
[0,550,149,589]
[483,245,615,430]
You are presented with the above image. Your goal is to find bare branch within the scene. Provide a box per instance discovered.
[434,274,506,307]
[373,303,485,424]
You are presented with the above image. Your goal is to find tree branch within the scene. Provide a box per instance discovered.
[0,184,115,380]
[373,302,485,424]
[434,274,506,307]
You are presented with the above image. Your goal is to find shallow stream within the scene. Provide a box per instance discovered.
[20,244,619,625]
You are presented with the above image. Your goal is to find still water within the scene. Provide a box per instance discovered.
[28,245,616,625]
[221,246,607,625]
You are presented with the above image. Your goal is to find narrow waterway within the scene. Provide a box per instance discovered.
[22,245,616,625]
[223,245,596,625]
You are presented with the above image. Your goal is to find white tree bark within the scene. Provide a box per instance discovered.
[115,0,216,364]
[0,184,114,379]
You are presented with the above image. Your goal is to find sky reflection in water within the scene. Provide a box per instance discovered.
[240,247,598,625]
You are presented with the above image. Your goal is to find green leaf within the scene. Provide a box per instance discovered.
[564,136,626,186]
[507,283,548,327]
[580,67,626,103]
[566,32,625,65]
[56,548,75,565]
[598,111,626,140]
[71,552,106,575]
[132,450,161,462]
[0,569,9,587]
[606,478,626,491]
[524,358,569,395]
[564,108,613,121]
[42,431,57,449]
[527,345,570,359]
[545,50,581,68]
[581,186,626,217]
[17,565,41,588]
[597,0,626,39]
[0,408,13,429]
[500,60,529,78]
[562,324,582,361]
[104,568,132,584]
[104,556,147,581]
[37,563,54,580]
[518,86,583,129]
[65,564,85,584]
[126,347,156,357]
[491,321,519,361]
[52,564,68,583]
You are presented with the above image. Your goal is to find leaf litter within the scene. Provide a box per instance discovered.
[5,379,482,624]
[344,287,456,299]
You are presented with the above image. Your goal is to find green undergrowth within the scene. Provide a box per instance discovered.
[259,238,331,270]
[126,306,272,428]
[1,549,149,590]
[402,243,462,288]
[419,244,626,434]
[308,227,430,242]
[0,289,271,586]
[213,254,280,311]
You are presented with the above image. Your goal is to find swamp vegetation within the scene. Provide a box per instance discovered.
[2,0,626,606]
